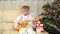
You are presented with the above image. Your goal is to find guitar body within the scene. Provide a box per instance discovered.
[16,20,29,31]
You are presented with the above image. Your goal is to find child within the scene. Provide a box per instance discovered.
[14,5,35,34]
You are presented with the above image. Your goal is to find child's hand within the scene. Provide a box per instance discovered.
[33,19,38,23]
[18,21,23,25]
[33,20,36,23]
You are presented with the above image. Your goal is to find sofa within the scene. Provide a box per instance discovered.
[0,10,48,34]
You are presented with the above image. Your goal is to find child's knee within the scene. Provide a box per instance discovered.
[27,28,35,34]
[28,31,35,34]
[19,28,27,34]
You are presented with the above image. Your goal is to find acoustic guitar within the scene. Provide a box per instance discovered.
[16,17,40,31]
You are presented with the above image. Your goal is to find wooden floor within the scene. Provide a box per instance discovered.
[2,30,49,34]
[36,31,49,34]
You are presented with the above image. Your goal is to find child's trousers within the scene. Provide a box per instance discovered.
[19,27,35,34]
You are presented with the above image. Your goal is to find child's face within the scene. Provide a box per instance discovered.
[22,9,30,15]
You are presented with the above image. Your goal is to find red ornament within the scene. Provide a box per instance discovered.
[44,9,49,14]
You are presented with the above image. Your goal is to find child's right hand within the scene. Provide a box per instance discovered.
[18,21,23,25]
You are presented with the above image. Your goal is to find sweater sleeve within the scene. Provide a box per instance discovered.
[13,15,22,28]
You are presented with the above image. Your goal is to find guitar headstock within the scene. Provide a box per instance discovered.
[34,17,40,21]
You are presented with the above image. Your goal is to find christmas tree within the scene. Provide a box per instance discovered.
[41,0,60,34]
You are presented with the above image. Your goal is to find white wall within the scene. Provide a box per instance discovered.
[0,0,51,22]
[0,0,50,11]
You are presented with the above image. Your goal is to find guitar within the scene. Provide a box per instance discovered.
[16,17,40,31]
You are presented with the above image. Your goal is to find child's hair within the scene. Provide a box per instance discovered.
[21,5,30,10]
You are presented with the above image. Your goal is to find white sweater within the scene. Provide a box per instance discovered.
[14,14,34,29]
